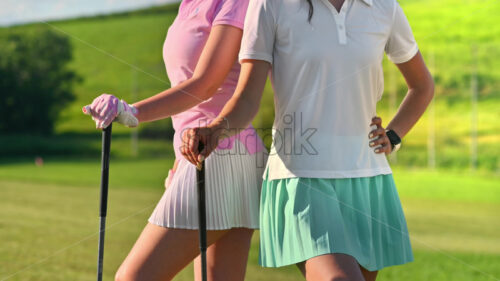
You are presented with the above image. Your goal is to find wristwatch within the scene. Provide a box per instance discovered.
[386,129,401,153]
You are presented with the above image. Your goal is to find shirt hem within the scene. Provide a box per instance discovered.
[265,167,393,181]
[239,53,273,65]
[388,45,419,64]
[212,19,244,30]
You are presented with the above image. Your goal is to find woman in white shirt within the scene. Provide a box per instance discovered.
[181,0,434,280]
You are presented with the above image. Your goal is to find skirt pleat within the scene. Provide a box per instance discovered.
[149,139,265,230]
[259,174,413,271]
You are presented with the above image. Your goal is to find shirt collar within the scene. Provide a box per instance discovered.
[360,0,373,6]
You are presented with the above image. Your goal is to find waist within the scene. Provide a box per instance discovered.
[265,134,391,179]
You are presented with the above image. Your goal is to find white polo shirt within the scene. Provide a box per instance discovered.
[240,0,419,180]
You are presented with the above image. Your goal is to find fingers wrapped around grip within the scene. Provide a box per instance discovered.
[181,127,220,166]
[82,94,119,129]
[83,94,138,129]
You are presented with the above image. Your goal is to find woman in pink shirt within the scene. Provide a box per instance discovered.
[84,1,265,280]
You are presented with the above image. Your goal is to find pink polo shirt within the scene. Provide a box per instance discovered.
[163,0,264,160]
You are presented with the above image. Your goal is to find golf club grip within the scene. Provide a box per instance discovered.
[196,140,205,171]
[196,141,207,281]
[100,124,112,218]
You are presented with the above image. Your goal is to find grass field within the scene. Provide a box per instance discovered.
[0,1,499,280]
[0,158,499,281]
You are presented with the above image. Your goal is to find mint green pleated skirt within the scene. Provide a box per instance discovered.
[259,173,413,271]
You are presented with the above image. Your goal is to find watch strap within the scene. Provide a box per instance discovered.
[386,129,402,153]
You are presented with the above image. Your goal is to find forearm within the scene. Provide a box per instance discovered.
[208,60,269,138]
[210,91,260,137]
[387,83,434,138]
[132,77,212,123]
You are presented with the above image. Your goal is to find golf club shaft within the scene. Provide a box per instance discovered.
[97,124,112,281]
[196,143,207,281]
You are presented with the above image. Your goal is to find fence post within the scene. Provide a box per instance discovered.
[427,51,436,169]
[470,45,478,171]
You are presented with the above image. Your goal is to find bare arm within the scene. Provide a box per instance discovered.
[211,60,270,133]
[387,51,434,138]
[369,51,434,154]
[133,25,244,123]
[181,60,270,165]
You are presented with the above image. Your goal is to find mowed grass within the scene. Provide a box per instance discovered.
[0,159,499,281]
[0,1,499,279]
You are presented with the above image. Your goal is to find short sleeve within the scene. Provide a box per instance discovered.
[385,2,419,64]
[238,0,277,64]
[212,0,250,30]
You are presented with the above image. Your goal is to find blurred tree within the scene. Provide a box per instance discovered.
[0,28,79,134]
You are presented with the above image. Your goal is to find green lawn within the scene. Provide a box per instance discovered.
[0,1,499,279]
[0,159,499,281]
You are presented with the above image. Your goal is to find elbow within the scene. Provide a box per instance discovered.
[199,84,219,101]
[427,76,435,101]
[190,75,221,101]
[416,74,435,103]
[408,76,434,106]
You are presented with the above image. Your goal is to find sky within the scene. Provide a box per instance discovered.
[0,0,179,27]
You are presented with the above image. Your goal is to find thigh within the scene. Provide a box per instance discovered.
[116,223,228,281]
[194,228,254,281]
[297,253,365,281]
[360,265,378,281]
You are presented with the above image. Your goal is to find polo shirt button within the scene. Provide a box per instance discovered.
[339,25,344,29]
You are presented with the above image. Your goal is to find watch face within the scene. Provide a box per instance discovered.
[386,130,401,145]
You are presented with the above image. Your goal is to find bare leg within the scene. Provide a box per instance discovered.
[297,253,365,281]
[115,223,228,281]
[359,265,378,281]
[193,228,254,281]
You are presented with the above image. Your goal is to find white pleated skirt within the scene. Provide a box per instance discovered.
[148,139,267,230]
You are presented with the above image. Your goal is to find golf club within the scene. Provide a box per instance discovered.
[196,142,207,281]
[97,124,112,281]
